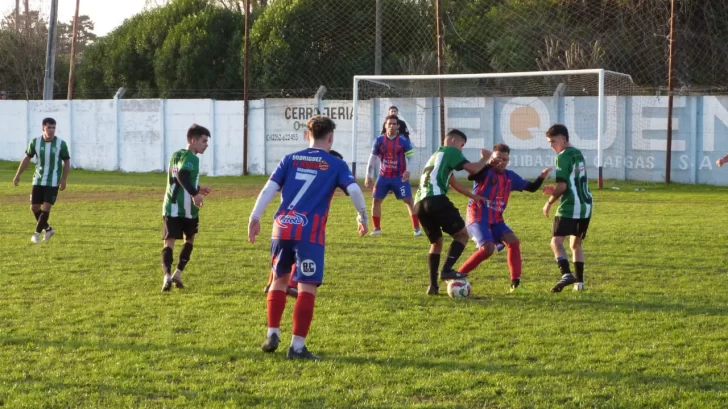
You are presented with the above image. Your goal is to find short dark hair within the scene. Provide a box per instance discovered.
[384,114,399,123]
[493,143,510,154]
[307,115,336,140]
[546,124,569,142]
[388,105,398,112]
[42,117,56,126]
[446,129,467,143]
[187,124,211,141]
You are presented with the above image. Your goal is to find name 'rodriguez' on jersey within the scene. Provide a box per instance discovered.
[269,148,356,245]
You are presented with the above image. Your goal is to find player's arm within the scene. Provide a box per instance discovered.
[449,174,484,203]
[461,149,493,175]
[248,179,282,243]
[346,183,369,236]
[402,146,414,182]
[12,155,32,186]
[523,168,551,192]
[176,169,204,207]
[59,158,70,191]
[364,153,377,188]
[543,181,567,217]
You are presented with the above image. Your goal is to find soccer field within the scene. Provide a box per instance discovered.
[1,160,727,408]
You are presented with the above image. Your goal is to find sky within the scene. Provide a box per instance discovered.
[0,0,148,36]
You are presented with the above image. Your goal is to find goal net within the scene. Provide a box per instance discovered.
[352,69,654,186]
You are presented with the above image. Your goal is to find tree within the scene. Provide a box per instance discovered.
[57,15,97,55]
[154,7,243,98]
[0,10,49,99]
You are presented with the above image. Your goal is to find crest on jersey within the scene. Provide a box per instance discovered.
[275,211,309,229]
[319,160,329,171]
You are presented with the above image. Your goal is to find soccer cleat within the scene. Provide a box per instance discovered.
[495,243,505,252]
[31,232,41,243]
[261,333,280,353]
[43,227,55,241]
[286,345,321,360]
[413,228,423,237]
[573,282,585,291]
[440,269,468,281]
[263,285,270,294]
[286,286,299,298]
[426,285,439,295]
[370,229,382,236]
[551,273,577,293]
[171,269,184,289]
[161,274,173,292]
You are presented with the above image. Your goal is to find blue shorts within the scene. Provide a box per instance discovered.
[466,221,512,249]
[373,177,411,200]
[270,239,325,284]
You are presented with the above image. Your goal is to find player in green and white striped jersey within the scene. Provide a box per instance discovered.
[413,129,492,295]
[542,124,593,293]
[160,124,212,292]
[13,118,70,243]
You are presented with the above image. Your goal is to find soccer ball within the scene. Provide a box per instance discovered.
[447,279,471,298]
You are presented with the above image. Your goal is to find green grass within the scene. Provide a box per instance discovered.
[1,160,727,408]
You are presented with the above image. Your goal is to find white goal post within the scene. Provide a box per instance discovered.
[351,69,639,188]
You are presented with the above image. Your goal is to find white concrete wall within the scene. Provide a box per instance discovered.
[3,96,728,184]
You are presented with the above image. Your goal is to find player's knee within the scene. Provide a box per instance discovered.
[41,203,52,212]
[30,204,40,212]
[481,242,496,256]
[453,229,469,243]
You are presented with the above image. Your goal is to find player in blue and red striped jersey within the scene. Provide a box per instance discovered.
[456,143,551,292]
[365,114,421,236]
[248,116,368,360]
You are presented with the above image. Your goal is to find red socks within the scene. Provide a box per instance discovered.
[292,291,316,338]
[266,290,287,328]
[507,241,522,280]
[411,215,420,229]
[372,216,381,230]
[459,247,490,274]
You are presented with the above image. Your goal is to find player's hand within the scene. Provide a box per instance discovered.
[357,222,368,236]
[59,180,67,191]
[192,194,204,208]
[199,186,212,196]
[480,149,492,159]
[543,201,552,217]
[12,175,19,186]
[539,168,552,179]
[364,177,372,188]
[472,195,488,204]
[717,158,725,168]
[401,171,410,183]
[248,219,261,243]
[542,184,556,195]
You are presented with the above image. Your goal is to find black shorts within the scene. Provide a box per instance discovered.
[552,216,590,239]
[163,216,199,240]
[414,195,465,244]
[30,185,60,205]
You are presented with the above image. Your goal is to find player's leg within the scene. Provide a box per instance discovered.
[439,198,469,280]
[370,178,390,234]
[395,182,421,236]
[161,217,182,292]
[286,263,299,298]
[550,217,577,293]
[39,187,59,241]
[172,217,199,288]
[287,242,323,360]
[570,218,590,291]
[416,199,443,295]
[262,240,295,353]
[29,186,43,243]
[458,223,496,276]
[499,230,522,290]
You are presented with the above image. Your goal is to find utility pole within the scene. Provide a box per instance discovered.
[43,0,59,100]
[435,0,445,144]
[24,0,29,32]
[67,0,81,99]
[15,0,19,32]
[375,0,382,75]
[243,0,250,175]
[665,0,676,184]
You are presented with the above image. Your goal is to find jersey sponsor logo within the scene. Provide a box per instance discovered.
[292,155,322,162]
[300,259,317,276]
[318,160,329,171]
[294,160,323,171]
[275,211,309,229]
